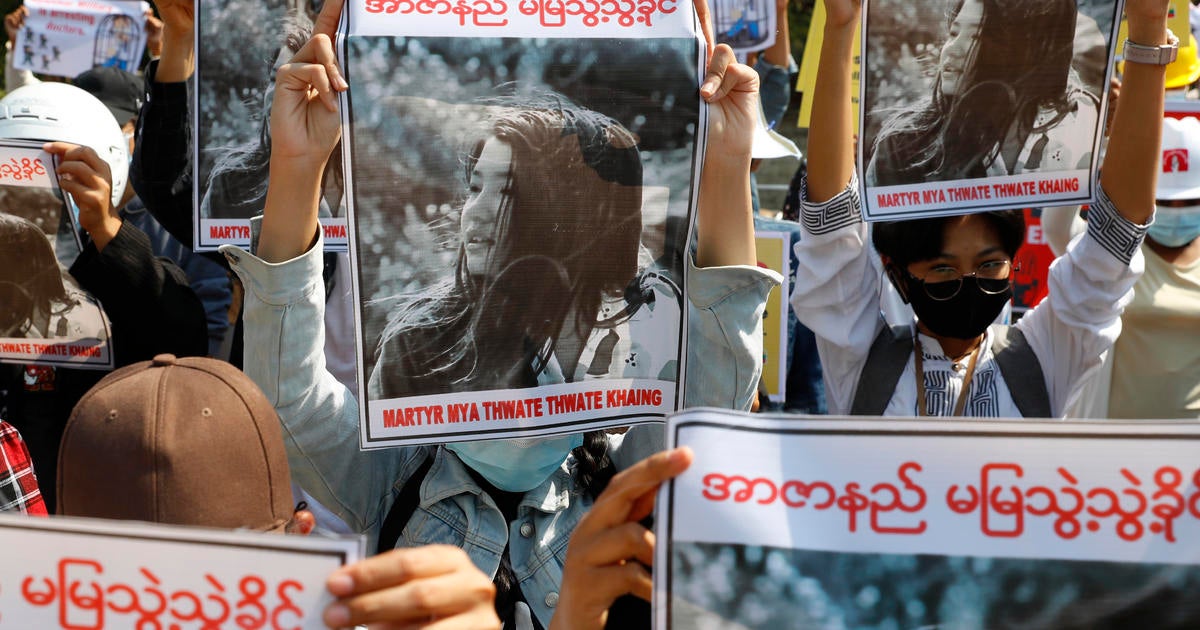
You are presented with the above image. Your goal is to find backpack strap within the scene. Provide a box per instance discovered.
[989,325,1052,418]
[850,324,914,416]
[375,454,435,555]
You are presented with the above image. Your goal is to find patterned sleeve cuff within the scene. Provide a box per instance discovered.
[1086,185,1149,265]
[800,172,863,235]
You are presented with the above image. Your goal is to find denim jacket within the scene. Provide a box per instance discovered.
[223,234,778,628]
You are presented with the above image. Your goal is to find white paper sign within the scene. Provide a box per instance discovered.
[656,410,1200,628]
[13,0,149,78]
[0,514,364,629]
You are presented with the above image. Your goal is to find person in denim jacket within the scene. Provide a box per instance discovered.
[220,1,777,627]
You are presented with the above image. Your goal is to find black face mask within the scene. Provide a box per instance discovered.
[903,275,1012,340]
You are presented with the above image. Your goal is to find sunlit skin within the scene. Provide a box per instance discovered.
[939,0,983,98]
[883,214,1011,360]
[461,137,511,279]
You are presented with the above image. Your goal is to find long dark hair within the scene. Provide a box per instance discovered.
[0,213,72,333]
[378,94,645,392]
[871,0,1088,181]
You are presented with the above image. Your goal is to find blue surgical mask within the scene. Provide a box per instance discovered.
[447,433,584,492]
[1149,206,1200,248]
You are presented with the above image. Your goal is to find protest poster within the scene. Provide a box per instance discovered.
[339,0,704,446]
[0,141,113,370]
[712,0,775,54]
[0,513,364,629]
[12,0,148,79]
[754,231,789,403]
[857,0,1122,221]
[193,0,348,251]
[655,410,1200,628]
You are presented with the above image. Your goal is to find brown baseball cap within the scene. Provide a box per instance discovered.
[58,354,294,532]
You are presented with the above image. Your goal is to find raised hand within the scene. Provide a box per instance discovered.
[322,545,500,629]
[4,6,27,44]
[695,44,759,268]
[701,44,759,164]
[257,0,348,262]
[150,0,195,82]
[549,447,693,630]
[43,142,120,251]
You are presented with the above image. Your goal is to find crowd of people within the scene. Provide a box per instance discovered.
[0,0,1194,627]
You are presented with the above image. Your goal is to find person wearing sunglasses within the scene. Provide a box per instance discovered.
[792,0,1167,418]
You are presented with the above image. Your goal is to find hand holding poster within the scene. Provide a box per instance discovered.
[857,0,1122,220]
[339,0,705,446]
[0,514,363,629]
[13,0,149,78]
[0,141,113,369]
[656,410,1200,628]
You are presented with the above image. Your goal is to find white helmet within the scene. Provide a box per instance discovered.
[0,82,128,208]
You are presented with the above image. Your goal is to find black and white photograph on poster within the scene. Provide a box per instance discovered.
[858,0,1122,220]
[0,143,113,369]
[193,0,348,251]
[340,3,704,447]
[655,411,1200,629]
[712,0,776,54]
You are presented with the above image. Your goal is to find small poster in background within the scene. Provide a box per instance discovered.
[0,514,363,629]
[0,141,113,370]
[13,0,148,78]
[712,0,776,54]
[656,410,1200,628]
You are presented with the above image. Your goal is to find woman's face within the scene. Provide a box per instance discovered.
[461,137,513,279]
[939,0,984,98]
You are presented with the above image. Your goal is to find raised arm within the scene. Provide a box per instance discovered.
[131,1,197,246]
[805,0,858,203]
[1099,0,1168,223]
[695,44,759,268]
[256,0,347,262]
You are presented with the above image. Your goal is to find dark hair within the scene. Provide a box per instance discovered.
[870,0,1088,181]
[872,210,1026,270]
[0,213,71,332]
[377,94,644,391]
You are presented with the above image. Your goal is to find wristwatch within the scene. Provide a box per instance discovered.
[1124,29,1180,65]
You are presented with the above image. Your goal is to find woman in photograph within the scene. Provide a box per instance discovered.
[794,0,1166,418]
[865,0,1100,185]
[221,0,776,626]
[368,96,678,399]
[0,213,95,340]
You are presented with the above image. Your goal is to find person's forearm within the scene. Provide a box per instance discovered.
[696,154,755,268]
[806,21,856,203]
[156,25,194,82]
[1099,14,1168,225]
[258,159,324,262]
[762,2,791,68]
